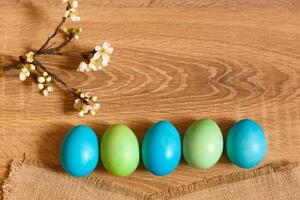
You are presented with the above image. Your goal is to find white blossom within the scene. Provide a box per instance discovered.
[43,89,49,96]
[19,68,29,81]
[78,41,113,73]
[37,72,53,96]
[71,0,78,8]
[38,76,45,83]
[64,0,80,22]
[19,64,35,81]
[78,110,85,117]
[25,52,35,63]
[38,83,44,90]
[77,61,90,72]
[73,89,100,117]
[88,58,102,71]
[92,96,97,101]
[95,41,113,67]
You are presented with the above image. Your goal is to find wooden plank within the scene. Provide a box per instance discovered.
[2,0,300,9]
[0,0,300,193]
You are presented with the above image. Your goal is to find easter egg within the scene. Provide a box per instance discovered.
[142,121,181,176]
[101,124,139,176]
[183,119,223,169]
[60,125,99,177]
[226,119,267,169]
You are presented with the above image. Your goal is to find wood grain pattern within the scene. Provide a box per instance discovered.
[0,0,300,196]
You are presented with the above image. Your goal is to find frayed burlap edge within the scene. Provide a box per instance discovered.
[2,157,149,200]
[2,158,299,200]
[147,160,299,199]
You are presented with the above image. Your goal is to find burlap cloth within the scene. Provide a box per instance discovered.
[1,159,299,200]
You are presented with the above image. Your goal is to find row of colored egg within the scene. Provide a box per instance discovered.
[60,119,267,177]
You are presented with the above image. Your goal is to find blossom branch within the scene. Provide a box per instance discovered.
[1,0,113,117]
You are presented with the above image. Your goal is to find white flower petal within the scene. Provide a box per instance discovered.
[106,47,114,54]
[102,42,111,50]
[79,110,85,117]
[71,0,78,8]
[93,52,101,60]
[89,63,98,71]
[38,76,46,83]
[78,61,88,72]
[21,67,28,73]
[46,76,52,82]
[90,110,96,116]
[19,72,27,81]
[101,54,110,64]
[102,59,109,67]
[64,11,69,17]
[94,45,101,52]
[26,52,34,63]
[70,14,79,22]
[38,83,44,90]
[93,103,101,110]
[92,96,98,102]
[47,86,53,92]
[102,53,110,61]
[85,92,91,98]
[43,89,49,96]
[30,64,36,70]
[82,104,90,113]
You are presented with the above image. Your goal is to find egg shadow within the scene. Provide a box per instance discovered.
[36,123,77,174]
[172,118,197,166]
[125,119,155,171]
[215,118,236,164]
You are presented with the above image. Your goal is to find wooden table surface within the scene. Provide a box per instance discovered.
[0,0,300,195]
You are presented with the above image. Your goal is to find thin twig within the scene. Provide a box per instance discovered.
[2,62,21,71]
[47,42,57,49]
[43,37,73,54]
[42,51,91,56]
[35,17,67,55]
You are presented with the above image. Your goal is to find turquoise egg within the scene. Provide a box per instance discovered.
[60,125,99,177]
[226,119,267,169]
[142,121,181,176]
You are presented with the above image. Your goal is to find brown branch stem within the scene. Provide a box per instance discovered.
[2,62,21,71]
[42,37,73,54]
[41,50,91,56]
[35,17,67,55]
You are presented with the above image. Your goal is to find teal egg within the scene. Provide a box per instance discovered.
[142,121,181,176]
[60,125,99,177]
[226,119,267,169]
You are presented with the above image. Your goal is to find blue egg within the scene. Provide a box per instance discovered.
[226,119,267,169]
[142,121,181,176]
[60,125,99,177]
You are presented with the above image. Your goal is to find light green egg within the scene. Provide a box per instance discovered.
[101,124,139,176]
[183,119,223,169]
